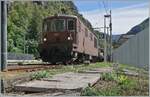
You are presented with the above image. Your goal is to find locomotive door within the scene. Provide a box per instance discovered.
[74,30,78,44]
[67,18,77,44]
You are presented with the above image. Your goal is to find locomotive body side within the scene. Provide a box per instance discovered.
[72,18,99,61]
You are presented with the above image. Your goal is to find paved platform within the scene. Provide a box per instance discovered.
[79,67,113,74]
[14,72,100,93]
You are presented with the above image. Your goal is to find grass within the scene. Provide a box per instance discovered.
[101,72,117,81]
[30,62,112,80]
[29,62,149,96]
[81,69,149,96]
[31,70,50,80]
[0,62,111,79]
[118,63,148,73]
[1,62,148,96]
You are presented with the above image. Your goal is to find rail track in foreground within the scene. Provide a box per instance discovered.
[7,64,62,72]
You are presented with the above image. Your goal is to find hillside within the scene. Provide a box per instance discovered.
[8,1,93,57]
[113,18,149,48]
[126,18,149,35]
[112,34,121,42]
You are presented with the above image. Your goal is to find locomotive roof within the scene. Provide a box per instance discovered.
[44,14,78,20]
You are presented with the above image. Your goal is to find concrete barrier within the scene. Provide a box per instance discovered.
[7,53,34,60]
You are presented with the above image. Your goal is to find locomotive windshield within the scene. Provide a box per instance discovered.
[43,19,65,32]
[43,18,76,32]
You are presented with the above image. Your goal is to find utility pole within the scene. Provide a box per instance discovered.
[104,13,111,62]
[109,10,112,62]
[1,1,7,71]
[106,27,109,61]
[104,15,110,62]
[0,1,1,72]
[104,15,107,62]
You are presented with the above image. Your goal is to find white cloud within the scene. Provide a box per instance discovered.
[80,3,149,35]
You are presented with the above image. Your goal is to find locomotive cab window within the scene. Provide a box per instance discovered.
[67,19,75,32]
[54,19,65,32]
[43,19,65,32]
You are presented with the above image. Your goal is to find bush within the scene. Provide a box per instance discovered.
[31,70,49,80]
[117,75,129,85]
[116,75,134,90]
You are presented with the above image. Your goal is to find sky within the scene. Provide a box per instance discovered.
[74,0,149,35]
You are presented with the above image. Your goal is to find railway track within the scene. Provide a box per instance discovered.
[7,64,62,72]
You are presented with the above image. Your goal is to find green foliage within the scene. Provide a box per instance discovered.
[98,88,121,96]
[94,62,111,67]
[8,2,34,53]
[8,1,93,57]
[81,87,99,96]
[82,73,147,96]
[101,72,117,81]
[117,75,129,85]
[31,70,49,80]
[81,68,148,96]
[117,75,136,90]
[81,86,120,96]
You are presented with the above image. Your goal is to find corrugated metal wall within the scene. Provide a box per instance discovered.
[113,28,149,67]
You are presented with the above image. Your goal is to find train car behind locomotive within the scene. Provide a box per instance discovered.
[39,15,99,64]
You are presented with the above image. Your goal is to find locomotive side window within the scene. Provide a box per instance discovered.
[67,19,75,31]
[90,33,93,41]
[85,28,88,37]
[94,37,98,48]
[78,21,81,32]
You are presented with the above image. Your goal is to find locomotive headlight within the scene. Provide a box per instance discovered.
[43,38,47,42]
[67,37,71,40]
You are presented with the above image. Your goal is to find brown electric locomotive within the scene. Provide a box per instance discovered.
[39,15,99,64]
